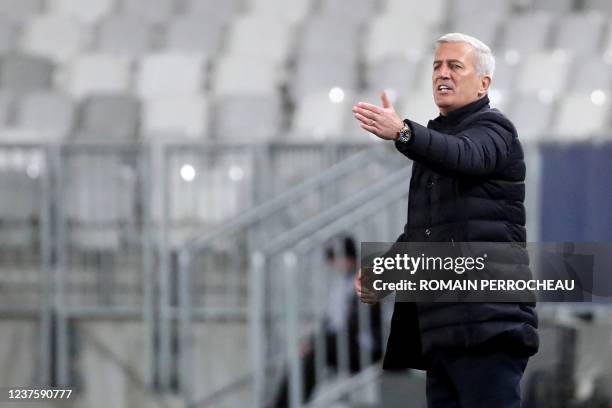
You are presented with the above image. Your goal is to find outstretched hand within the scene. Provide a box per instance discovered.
[352,91,405,140]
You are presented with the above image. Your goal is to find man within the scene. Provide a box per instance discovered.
[352,33,539,407]
[272,235,383,407]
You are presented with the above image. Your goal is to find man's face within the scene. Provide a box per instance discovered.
[432,42,491,115]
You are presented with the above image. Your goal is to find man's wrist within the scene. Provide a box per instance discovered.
[396,121,413,143]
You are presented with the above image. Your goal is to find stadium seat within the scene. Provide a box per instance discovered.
[211,55,279,97]
[532,0,575,13]
[290,56,358,104]
[604,18,612,56]
[0,17,18,53]
[506,93,555,142]
[450,17,501,49]
[0,92,13,126]
[212,93,282,141]
[398,90,440,127]
[583,0,612,13]
[119,0,177,23]
[64,53,131,98]
[164,16,226,55]
[246,0,312,25]
[498,12,553,55]
[553,92,611,140]
[77,94,140,140]
[63,153,137,249]
[297,15,360,61]
[364,16,433,66]
[384,0,448,27]
[490,57,519,96]
[318,0,378,23]
[552,12,606,55]
[14,92,74,141]
[47,0,116,23]
[450,0,512,21]
[96,15,154,56]
[21,14,90,62]
[136,52,206,98]
[568,55,612,92]
[142,95,208,138]
[365,56,420,100]
[225,15,293,64]
[0,0,43,22]
[183,0,242,21]
[291,90,353,140]
[516,51,572,100]
[0,53,54,94]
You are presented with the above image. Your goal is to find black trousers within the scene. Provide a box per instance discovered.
[426,349,529,408]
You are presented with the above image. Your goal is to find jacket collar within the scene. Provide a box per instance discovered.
[433,94,490,127]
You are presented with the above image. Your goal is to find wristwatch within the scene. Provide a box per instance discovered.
[397,122,413,143]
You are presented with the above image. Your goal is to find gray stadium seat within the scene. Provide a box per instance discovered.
[450,17,501,49]
[506,93,555,142]
[365,56,420,100]
[212,93,282,141]
[136,52,206,98]
[120,0,177,23]
[164,16,226,55]
[604,18,612,57]
[553,92,611,140]
[21,14,89,62]
[246,0,312,25]
[0,92,14,126]
[0,53,54,94]
[569,55,612,92]
[211,55,279,96]
[451,0,512,21]
[47,0,116,23]
[15,92,74,141]
[290,56,358,104]
[225,15,293,64]
[298,15,360,61]
[77,94,140,140]
[384,0,447,27]
[490,57,519,95]
[65,53,131,98]
[516,51,572,99]
[318,0,378,23]
[183,0,242,21]
[142,95,208,138]
[0,17,18,53]
[364,16,434,67]
[584,0,612,13]
[532,0,575,13]
[0,0,43,22]
[552,12,606,55]
[96,15,154,56]
[291,90,353,140]
[498,12,553,55]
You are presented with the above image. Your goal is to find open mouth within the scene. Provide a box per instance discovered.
[437,84,453,92]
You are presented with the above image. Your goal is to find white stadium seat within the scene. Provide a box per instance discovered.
[553,92,611,141]
[21,14,90,62]
[211,55,279,97]
[225,15,293,64]
[136,52,206,98]
[142,95,209,138]
[516,51,572,100]
[64,53,131,98]
[47,0,116,23]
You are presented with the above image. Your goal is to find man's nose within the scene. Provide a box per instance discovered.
[436,65,451,79]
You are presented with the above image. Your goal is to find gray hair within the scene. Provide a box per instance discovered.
[436,33,495,78]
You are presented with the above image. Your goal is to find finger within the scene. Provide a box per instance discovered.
[357,102,382,114]
[355,114,378,129]
[360,123,378,134]
[381,90,393,109]
[353,107,378,121]
[354,112,373,124]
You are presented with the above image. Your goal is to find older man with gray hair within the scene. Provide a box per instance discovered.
[353,33,539,407]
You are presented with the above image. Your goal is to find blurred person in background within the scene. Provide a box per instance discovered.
[272,235,383,407]
[353,33,539,407]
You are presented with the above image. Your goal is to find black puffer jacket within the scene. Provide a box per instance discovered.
[382,95,539,370]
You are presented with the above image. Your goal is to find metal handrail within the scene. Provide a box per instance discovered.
[181,144,392,252]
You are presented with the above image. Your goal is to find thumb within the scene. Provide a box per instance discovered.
[381,90,394,109]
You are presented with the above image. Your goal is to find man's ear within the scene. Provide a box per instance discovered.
[478,75,492,97]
